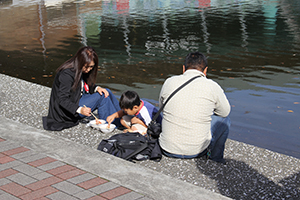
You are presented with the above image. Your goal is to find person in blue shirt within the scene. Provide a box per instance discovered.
[107,90,162,135]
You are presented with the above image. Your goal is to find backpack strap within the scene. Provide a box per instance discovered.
[123,141,148,160]
[115,132,149,161]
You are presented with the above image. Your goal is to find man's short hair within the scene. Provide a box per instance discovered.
[119,90,141,110]
[184,52,207,72]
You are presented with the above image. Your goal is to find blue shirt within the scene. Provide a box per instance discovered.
[135,100,162,126]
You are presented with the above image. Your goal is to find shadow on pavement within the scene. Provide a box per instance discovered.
[195,158,300,199]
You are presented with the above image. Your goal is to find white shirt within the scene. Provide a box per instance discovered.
[159,69,231,155]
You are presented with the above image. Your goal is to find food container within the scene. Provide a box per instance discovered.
[88,119,106,129]
[98,124,116,133]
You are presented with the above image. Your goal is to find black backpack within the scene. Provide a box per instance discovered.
[97,132,162,162]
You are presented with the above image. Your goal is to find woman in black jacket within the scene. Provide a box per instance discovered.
[43,46,120,131]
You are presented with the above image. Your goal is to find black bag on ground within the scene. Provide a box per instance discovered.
[97,132,162,162]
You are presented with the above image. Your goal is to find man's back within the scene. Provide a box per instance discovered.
[159,69,230,156]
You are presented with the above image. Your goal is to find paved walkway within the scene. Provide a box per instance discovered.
[0,116,229,200]
[0,137,150,200]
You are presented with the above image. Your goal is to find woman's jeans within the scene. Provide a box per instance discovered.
[78,89,121,126]
[162,115,231,163]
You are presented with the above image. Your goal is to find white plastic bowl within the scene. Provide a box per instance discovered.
[89,119,106,129]
[98,123,116,133]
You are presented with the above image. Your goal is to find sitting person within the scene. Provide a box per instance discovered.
[106,90,162,135]
[43,46,120,131]
[158,52,231,163]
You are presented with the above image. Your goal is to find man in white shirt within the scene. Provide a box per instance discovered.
[159,52,231,163]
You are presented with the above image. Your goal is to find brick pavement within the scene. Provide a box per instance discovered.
[0,137,150,200]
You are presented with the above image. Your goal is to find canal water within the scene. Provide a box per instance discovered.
[0,0,299,158]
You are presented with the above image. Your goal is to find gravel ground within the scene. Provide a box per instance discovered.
[1,73,299,200]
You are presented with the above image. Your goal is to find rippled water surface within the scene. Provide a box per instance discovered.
[0,0,299,158]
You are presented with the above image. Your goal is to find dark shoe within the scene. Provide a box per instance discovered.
[79,115,96,124]
[217,159,227,165]
[211,158,227,165]
[79,118,90,124]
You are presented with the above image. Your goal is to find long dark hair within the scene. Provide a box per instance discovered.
[56,46,99,90]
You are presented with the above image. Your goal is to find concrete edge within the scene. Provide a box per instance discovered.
[0,115,231,200]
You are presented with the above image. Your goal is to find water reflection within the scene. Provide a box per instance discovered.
[0,0,299,158]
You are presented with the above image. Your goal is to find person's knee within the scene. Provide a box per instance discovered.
[120,118,127,127]
[96,92,109,102]
[105,88,112,94]
[218,116,231,130]
[225,116,231,127]
[222,118,230,139]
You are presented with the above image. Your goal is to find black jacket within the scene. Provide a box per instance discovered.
[43,68,95,131]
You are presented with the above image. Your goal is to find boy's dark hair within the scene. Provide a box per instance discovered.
[184,52,207,72]
[119,91,141,110]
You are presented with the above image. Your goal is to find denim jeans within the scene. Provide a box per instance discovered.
[162,115,231,162]
[79,89,121,126]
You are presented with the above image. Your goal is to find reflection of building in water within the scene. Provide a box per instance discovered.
[279,0,300,49]
[0,0,12,6]
[44,0,74,8]
[238,4,249,50]
[0,0,105,52]
[78,12,102,46]
[200,10,211,54]
[117,0,129,14]
[1,0,299,62]
[38,0,47,69]
[0,0,77,52]
[122,15,131,63]
[198,0,210,8]
[262,0,278,33]
[0,4,41,51]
